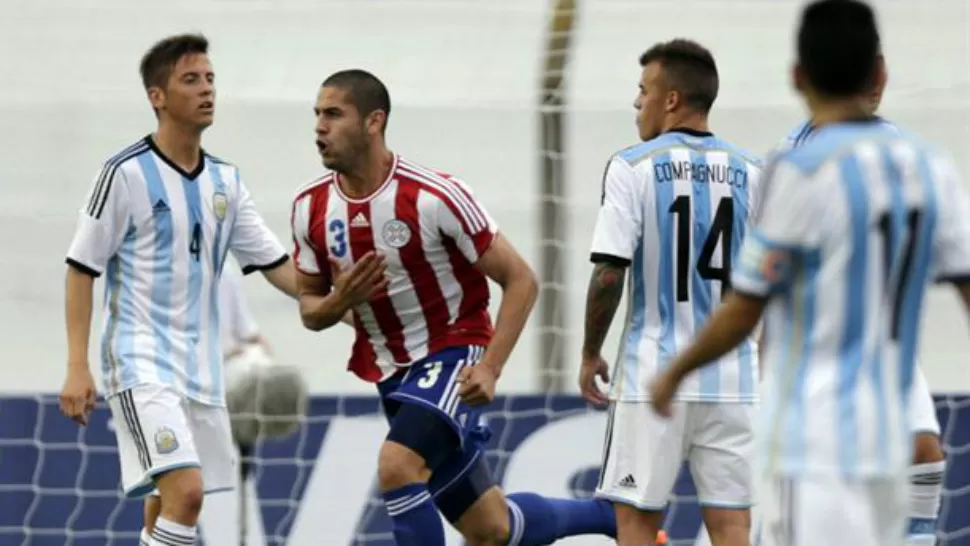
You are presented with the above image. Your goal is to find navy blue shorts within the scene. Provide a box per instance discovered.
[377,345,495,520]
[384,345,487,444]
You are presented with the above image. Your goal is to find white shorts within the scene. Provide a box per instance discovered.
[595,401,754,510]
[108,383,237,498]
[909,366,940,436]
[760,474,907,546]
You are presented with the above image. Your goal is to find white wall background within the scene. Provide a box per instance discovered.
[1,0,968,395]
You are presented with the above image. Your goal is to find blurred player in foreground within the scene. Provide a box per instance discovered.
[59,33,300,546]
[650,1,970,545]
[778,49,946,546]
[580,39,763,546]
[291,69,617,545]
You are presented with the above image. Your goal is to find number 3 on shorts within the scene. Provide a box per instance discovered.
[417,361,442,389]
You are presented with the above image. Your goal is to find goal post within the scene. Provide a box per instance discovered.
[538,0,578,393]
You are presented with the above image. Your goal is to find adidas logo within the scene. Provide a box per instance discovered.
[618,474,637,488]
[152,199,169,213]
[350,212,370,228]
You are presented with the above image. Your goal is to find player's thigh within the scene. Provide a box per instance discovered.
[107,384,202,499]
[186,400,238,494]
[430,425,497,524]
[594,400,688,511]
[384,346,486,471]
[909,366,941,439]
[761,476,907,546]
[689,402,755,509]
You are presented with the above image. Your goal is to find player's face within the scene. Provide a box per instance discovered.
[149,53,215,130]
[314,86,369,173]
[633,62,667,141]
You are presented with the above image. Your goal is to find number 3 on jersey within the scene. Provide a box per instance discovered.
[668,195,734,302]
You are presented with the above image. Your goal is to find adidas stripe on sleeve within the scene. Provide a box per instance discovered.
[66,158,135,277]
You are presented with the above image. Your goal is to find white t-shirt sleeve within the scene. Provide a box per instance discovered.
[589,156,641,264]
[228,173,288,274]
[65,165,132,277]
[436,177,498,263]
[732,159,820,298]
[930,154,970,282]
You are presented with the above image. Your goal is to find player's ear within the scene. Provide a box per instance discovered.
[791,63,806,94]
[365,110,387,136]
[147,86,165,111]
[664,89,680,114]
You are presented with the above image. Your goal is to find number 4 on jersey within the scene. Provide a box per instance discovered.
[668,195,734,302]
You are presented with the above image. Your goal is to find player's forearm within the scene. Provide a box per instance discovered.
[669,294,762,381]
[261,258,300,300]
[65,267,95,369]
[480,268,539,376]
[581,262,625,358]
[299,292,351,331]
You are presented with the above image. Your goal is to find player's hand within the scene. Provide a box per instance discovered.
[579,355,610,407]
[649,369,679,418]
[328,252,389,308]
[59,366,96,426]
[457,365,497,406]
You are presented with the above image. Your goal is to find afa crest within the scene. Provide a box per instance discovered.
[212,191,228,221]
[154,426,179,454]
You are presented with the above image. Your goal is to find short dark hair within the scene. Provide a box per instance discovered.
[139,33,209,90]
[322,69,392,130]
[639,39,719,114]
[797,0,881,97]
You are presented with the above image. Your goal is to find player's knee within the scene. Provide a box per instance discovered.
[153,467,204,521]
[377,441,431,491]
[913,432,945,463]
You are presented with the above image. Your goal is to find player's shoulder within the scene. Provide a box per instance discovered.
[97,136,153,177]
[613,132,687,167]
[292,172,336,203]
[708,136,764,170]
[774,119,915,176]
[395,155,477,199]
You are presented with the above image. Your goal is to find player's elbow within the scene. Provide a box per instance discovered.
[511,261,540,307]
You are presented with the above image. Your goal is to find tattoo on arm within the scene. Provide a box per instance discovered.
[582,262,626,357]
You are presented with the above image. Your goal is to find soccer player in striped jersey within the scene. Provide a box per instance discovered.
[649,2,970,545]
[58,34,299,546]
[777,54,946,546]
[580,39,763,546]
[291,69,617,546]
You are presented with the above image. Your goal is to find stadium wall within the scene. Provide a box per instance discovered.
[1,0,968,395]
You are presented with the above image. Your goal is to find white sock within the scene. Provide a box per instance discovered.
[139,528,151,546]
[907,461,945,546]
[149,516,197,545]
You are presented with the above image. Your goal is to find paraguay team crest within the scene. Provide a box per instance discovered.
[382,219,412,248]
[212,191,228,220]
[154,426,179,454]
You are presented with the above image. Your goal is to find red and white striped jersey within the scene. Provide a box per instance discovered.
[290,154,497,382]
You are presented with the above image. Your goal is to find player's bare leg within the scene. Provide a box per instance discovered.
[701,507,751,546]
[908,432,945,546]
[612,503,664,546]
[146,467,205,545]
[140,495,162,545]
[450,486,511,545]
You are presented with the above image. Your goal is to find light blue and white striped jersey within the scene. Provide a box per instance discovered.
[734,118,970,478]
[779,116,898,152]
[66,136,288,406]
[590,129,764,403]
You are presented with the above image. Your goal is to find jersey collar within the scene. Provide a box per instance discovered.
[145,135,207,180]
